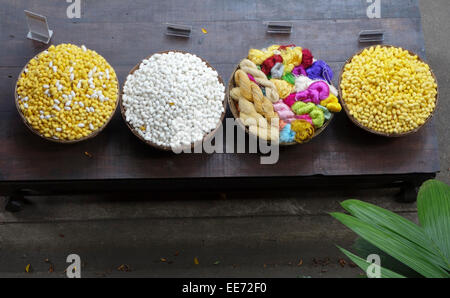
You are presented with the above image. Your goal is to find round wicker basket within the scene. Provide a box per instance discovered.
[226,63,334,146]
[15,50,119,144]
[338,45,439,137]
[120,50,227,151]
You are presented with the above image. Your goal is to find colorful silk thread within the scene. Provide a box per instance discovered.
[306,60,333,83]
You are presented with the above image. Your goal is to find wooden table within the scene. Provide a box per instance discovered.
[0,0,439,206]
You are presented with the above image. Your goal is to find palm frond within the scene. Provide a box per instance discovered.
[417,180,450,270]
[331,212,449,278]
[337,246,405,278]
[352,238,420,277]
[340,199,448,270]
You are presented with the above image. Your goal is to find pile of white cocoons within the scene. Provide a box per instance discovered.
[122,52,225,148]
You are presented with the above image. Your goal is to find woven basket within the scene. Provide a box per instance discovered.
[226,63,334,146]
[338,45,439,137]
[120,50,227,151]
[15,50,119,144]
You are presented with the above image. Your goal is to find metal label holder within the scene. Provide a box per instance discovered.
[166,23,192,38]
[359,30,384,43]
[265,21,293,34]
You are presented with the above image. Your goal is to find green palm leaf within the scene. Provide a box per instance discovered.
[340,199,448,269]
[330,212,449,278]
[352,238,420,277]
[337,246,405,278]
[417,180,450,269]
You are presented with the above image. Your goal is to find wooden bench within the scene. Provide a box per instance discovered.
[0,0,438,210]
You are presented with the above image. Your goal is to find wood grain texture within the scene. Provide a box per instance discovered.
[1,0,421,23]
[0,188,417,223]
[0,0,439,182]
[0,18,426,67]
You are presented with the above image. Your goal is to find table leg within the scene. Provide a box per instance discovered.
[396,174,436,203]
[4,193,27,213]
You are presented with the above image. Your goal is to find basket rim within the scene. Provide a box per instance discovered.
[226,62,335,146]
[14,47,120,144]
[338,44,439,138]
[119,50,227,152]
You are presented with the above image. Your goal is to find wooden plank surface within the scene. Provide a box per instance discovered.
[0,188,418,278]
[0,0,439,182]
[0,188,416,223]
[0,0,422,23]
[0,213,364,278]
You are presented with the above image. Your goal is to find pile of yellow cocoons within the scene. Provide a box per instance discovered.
[16,44,118,141]
[340,46,437,135]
